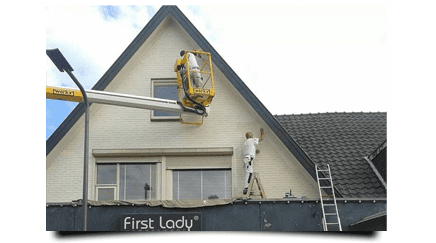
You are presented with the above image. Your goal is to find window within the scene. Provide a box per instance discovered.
[151,79,179,120]
[96,163,157,201]
[173,169,232,200]
[95,164,117,201]
[96,187,116,201]
[119,164,157,200]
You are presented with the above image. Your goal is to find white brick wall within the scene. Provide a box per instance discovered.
[46,16,319,202]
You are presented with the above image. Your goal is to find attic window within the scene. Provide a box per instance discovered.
[151,79,180,121]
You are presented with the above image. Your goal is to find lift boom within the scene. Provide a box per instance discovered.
[47,50,214,125]
[46,86,200,115]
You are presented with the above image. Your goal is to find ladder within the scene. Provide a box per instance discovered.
[247,172,266,198]
[315,164,342,231]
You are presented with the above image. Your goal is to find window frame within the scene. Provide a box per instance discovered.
[95,162,158,201]
[150,78,180,121]
[172,168,232,200]
[119,163,157,201]
[95,186,117,201]
[92,149,234,201]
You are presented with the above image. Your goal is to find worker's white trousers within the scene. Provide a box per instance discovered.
[243,156,254,189]
[181,68,203,89]
[190,69,203,88]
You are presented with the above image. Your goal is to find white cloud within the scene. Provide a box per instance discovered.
[179,4,388,115]
[46,5,156,89]
[46,3,388,116]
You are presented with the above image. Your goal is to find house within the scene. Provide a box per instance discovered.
[46,6,386,231]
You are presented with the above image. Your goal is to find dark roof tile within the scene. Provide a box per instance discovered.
[276,112,387,198]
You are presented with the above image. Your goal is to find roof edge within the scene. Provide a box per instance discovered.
[364,156,387,190]
[368,139,387,161]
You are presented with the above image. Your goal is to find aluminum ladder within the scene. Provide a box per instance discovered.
[316,164,342,231]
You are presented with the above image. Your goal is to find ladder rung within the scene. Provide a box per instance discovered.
[320,186,332,189]
[326,223,339,225]
[318,178,332,180]
[323,204,336,206]
[325,213,337,215]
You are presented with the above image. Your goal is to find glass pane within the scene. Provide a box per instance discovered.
[173,170,201,200]
[150,164,157,199]
[202,170,232,199]
[154,84,178,117]
[172,171,178,199]
[97,164,117,184]
[120,164,156,201]
[98,188,114,201]
[173,169,232,200]
[224,170,232,198]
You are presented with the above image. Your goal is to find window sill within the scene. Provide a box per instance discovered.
[93,147,234,157]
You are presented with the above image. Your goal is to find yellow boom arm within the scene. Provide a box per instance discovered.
[46,86,83,102]
[46,86,204,116]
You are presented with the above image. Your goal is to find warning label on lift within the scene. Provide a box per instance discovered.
[53,88,75,96]
[193,88,209,95]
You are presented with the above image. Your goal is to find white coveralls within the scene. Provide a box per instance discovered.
[185,53,204,88]
[243,138,259,189]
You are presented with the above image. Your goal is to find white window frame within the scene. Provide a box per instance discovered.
[172,168,232,200]
[92,148,234,201]
[95,186,117,201]
[94,162,158,201]
[151,78,180,121]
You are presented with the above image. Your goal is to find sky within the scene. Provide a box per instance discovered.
[45,3,389,140]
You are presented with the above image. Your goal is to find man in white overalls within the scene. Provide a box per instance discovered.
[242,128,265,195]
[180,50,204,88]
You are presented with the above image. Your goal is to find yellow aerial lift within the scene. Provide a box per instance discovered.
[46,50,215,126]
[174,50,215,125]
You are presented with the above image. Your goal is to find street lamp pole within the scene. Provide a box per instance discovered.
[65,69,90,232]
[46,49,90,231]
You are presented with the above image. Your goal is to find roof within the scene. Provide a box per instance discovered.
[275,112,387,198]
